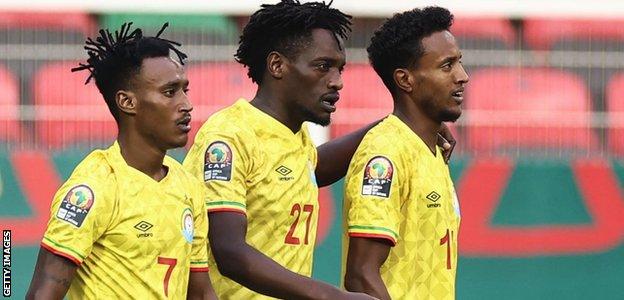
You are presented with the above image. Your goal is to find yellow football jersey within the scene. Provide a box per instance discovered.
[183,99,319,300]
[342,115,461,300]
[41,142,209,299]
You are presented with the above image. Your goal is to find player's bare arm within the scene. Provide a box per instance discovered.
[26,248,78,300]
[209,212,376,300]
[187,272,218,300]
[315,122,455,187]
[344,237,392,300]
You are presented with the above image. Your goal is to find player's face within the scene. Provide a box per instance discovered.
[412,30,469,122]
[132,56,192,149]
[284,28,346,126]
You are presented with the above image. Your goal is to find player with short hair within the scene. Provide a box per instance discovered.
[342,7,468,300]
[182,1,455,299]
[26,23,216,299]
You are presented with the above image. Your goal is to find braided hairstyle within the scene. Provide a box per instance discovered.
[367,6,453,92]
[72,22,187,121]
[236,0,352,84]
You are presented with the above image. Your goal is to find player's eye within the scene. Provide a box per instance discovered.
[316,62,331,72]
[163,89,175,97]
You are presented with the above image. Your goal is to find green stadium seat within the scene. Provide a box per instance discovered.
[100,13,239,45]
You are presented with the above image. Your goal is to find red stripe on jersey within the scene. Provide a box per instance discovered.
[190,267,209,272]
[349,232,397,246]
[40,242,82,265]
[207,208,246,215]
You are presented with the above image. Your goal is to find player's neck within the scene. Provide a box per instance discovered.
[251,87,302,133]
[393,102,440,155]
[117,130,168,181]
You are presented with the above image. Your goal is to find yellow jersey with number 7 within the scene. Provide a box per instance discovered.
[342,115,461,300]
[183,99,319,300]
[41,142,209,299]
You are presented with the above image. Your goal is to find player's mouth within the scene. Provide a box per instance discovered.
[451,87,464,104]
[176,115,191,133]
[320,93,340,113]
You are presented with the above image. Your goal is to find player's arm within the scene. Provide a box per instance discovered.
[187,272,217,300]
[209,212,376,300]
[343,237,392,300]
[315,121,455,187]
[26,247,78,300]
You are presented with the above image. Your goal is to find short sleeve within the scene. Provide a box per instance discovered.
[189,181,209,272]
[41,178,113,265]
[183,131,249,215]
[345,150,403,246]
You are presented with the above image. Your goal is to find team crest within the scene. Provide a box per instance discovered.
[452,188,461,217]
[56,184,94,227]
[361,156,394,198]
[308,161,317,187]
[181,208,194,243]
[204,141,233,181]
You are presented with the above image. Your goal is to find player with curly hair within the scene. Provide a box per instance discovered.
[342,6,468,300]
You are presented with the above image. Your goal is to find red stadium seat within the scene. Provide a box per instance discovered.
[607,73,624,156]
[465,67,597,153]
[0,65,20,143]
[186,62,256,144]
[0,11,95,35]
[524,18,624,50]
[33,61,116,149]
[331,63,392,137]
[451,17,516,48]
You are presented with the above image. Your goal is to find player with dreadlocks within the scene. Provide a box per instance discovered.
[183,1,452,299]
[27,23,217,299]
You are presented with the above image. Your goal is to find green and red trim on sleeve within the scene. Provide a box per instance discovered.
[190,261,209,272]
[206,200,246,215]
[348,225,398,246]
[41,236,85,265]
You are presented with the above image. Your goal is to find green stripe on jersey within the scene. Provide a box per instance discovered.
[43,236,86,260]
[348,225,399,239]
[206,201,246,208]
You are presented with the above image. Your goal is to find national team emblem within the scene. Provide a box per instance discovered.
[181,208,194,243]
[452,189,461,217]
[204,141,233,181]
[361,156,393,198]
[56,184,94,227]
[308,161,317,187]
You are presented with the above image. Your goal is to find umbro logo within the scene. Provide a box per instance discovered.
[426,191,441,202]
[275,165,292,176]
[426,191,441,208]
[134,221,154,238]
[276,165,294,181]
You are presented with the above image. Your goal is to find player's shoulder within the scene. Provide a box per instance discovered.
[194,99,257,145]
[356,116,406,157]
[68,148,116,184]
[55,148,117,207]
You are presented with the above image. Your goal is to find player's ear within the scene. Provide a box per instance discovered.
[116,90,137,115]
[266,51,285,80]
[393,68,414,93]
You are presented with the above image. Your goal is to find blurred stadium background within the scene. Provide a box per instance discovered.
[1,0,624,299]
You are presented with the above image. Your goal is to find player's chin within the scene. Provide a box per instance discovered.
[312,113,331,127]
[168,133,189,149]
[440,108,462,123]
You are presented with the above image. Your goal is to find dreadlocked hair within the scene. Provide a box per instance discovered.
[236,0,352,84]
[72,22,187,121]
[367,6,453,93]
